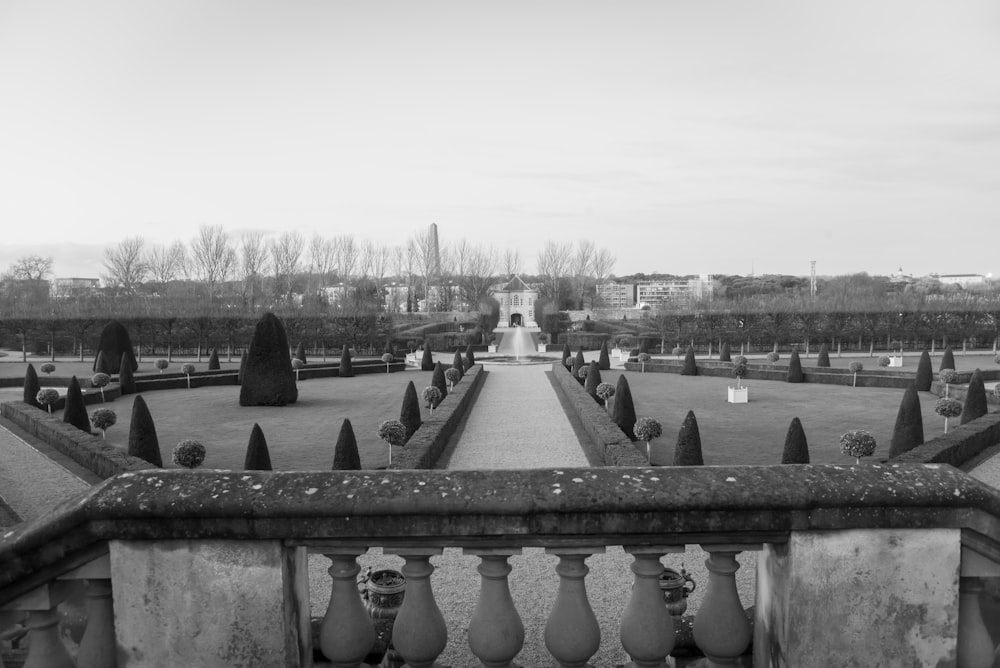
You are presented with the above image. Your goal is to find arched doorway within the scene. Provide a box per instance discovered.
[510,313,523,327]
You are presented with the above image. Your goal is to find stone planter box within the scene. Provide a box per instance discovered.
[889,356,904,367]
[728,386,749,403]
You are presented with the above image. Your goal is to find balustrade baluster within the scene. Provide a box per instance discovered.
[464,548,524,668]
[693,546,757,666]
[620,547,683,667]
[76,579,116,667]
[957,577,995,668]
[386,548,447,668]
[544,547,605,668]
[22,607,75,668]
[319,548,376,668]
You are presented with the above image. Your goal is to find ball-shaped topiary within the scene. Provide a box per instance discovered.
[671,346,683,358]
[381,353,394,373]
[40,363,55,376]
[90,408,117,439]
[422,385,443,409]
[766,351,780,363]
[155,359,169,373]
[445,367,461,387]
[634,417,663,442]
[377,419,407,467]
[840,430,876,463]
[36,388,60,413]
[848,361,863,386]
[877,355,890,368]
[239,312,298,406]
[596,382,615,406]
[173,440,206,468]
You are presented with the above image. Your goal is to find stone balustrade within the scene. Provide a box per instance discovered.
[2,464,1000,666]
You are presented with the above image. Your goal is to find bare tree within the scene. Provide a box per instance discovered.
[269,231,305,301]
[571,241,595,309]
[3,255,53,282]
[453,239,498,310]
[589,247,617,308]
[103,237,147,295]
[364,240,392,291]
[535,240,573,305]
[189,225,236,302]
[409,228,440,311]
[392,244,417,312]
[308,234,336,288]
[334,234,358,282]
[502,248,521,278]
[239,232,268,310]
[146,241,187,284]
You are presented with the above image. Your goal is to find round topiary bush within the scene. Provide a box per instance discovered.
[596,382,615,408]
[91,408,117,439]
[173,440,207,469]
[634,417,663,463]
[381,353,395,373]
[377,419,407,467]
[445,367,461,388]
[877,355,890,368]
[91,372,110,401]
[848,361,863,387]
[36,388,60,413]
[840,430,876,464]
[155,359,169,373]
[766,352,780,363]
[40,363,55,376]
[422,385,443,410]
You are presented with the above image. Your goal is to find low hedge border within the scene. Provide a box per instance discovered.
[889,411,1000,468]
[390,365,485,470]
[548,362,647,467]
[0,401,157,479]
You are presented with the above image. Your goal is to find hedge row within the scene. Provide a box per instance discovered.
[0,401,156,479]
[890,411,1000,468]
[390,364,486,469]
[548,362,647,467]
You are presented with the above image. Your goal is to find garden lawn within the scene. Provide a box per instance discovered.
[57,367,441,470]
[599,368,971,465]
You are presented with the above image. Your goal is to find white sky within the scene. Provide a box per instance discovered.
[1,1,998,280]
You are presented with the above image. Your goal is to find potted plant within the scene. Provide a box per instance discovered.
[376,419,406,467]
[91,408,117,440]
[173,439,207,468]
[728,356,748,403]
[91,372,110,402]
[840,430,876,464]
[934,398,962,433]
[634,417,663,463]
[596,382,616,410]
[358,567,407,663]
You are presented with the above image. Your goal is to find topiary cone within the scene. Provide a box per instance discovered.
[939,346,955,372]
[781,417,810,464]
[914,350,932,392]
[421,342,434,371]
[561,343,571,366]
[888,384,924,459]
[719,342,731,362]
[239,312,298,407]
[294,342,307,365]
[673,410,704,466]
[23,363,41,409]
[332,419,362,470]
[817,344,831,368]
[962,369,988,425]
[238,349,247,385]
[399,381,422,443]
[584,362,602,403]
[786,350,804,383]
[208,348,221,371]
[127,395,162,467]
[118,354,136,395]
[452,349,465,378]
[681,345,697,376]
[244,423,273,470]
[612,375,637,442]
[94,320,138,374]
[62,376,91,433]
[431,362,448,402]
[598,340,611,371]
[465,344,476,368]
[572,350,585,384]
[340,345,354,377]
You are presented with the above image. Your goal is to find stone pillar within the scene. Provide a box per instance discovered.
[318,548,376,667]
[755,529,961,667]
[619,546,683,667]
[386,548,447,668]
[110,539,305,667]
[544,547,605,668]
[693,547,755,666]
[465,548,524,668]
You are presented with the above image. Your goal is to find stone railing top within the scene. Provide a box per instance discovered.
[3,464,1000,601]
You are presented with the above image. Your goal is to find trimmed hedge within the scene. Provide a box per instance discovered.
[890,410,1000,468]
[390,365,485,469]
[548,362,647,466]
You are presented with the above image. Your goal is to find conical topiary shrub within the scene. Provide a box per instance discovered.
[244,423,273,470]
[561,343,571,367]
[612,375,637,442]
[452,349,464,379]
[572,350,585,384]
[118,354,136,395]
[421,343,434,371]
[239,312,298,407]
[781,417,810,464]
[681,345,697,376]
[333,419,362,470]
[584,362,602,404]
[294,342,307,365]
[208,348,221,370]
[127,395,162,467]
[465,344,476,369]
[939,346,955,372]
[94,321,138,374]
[62,376,91,433]
[888,384,924,459]
[339,345,354,378]
[817,343,831,368]
[598,341,611,371]
[431,362,448,402]
[719,342,731,362]
[915,350,933,392]
[961,369,989,425]
[786,350,804,383]
[673,410,704,466]
[238,349,247,385]
[23,364,41,409]
[400,381,422,443]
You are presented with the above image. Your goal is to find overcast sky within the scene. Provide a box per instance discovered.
[1,1,997,281]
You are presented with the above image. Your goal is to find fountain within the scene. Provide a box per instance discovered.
[484,327,550,365]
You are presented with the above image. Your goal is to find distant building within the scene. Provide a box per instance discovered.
[932,273,988,289]
[596,282,636,309]
[492,275,538,327]
[50,277,101,299]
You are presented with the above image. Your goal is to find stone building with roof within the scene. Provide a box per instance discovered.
[493,275,538,327]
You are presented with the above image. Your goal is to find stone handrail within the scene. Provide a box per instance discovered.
[2,464,1000,666]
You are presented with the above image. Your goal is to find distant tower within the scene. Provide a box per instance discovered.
[429,223,441,278]
[810,261,817,299]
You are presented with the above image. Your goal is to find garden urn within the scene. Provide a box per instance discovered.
[659,567,696,617]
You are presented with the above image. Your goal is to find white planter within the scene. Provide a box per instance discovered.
[728,386,748,403]
[537,344,547,353]
[488,345,497,353]
[888,356,903,367]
